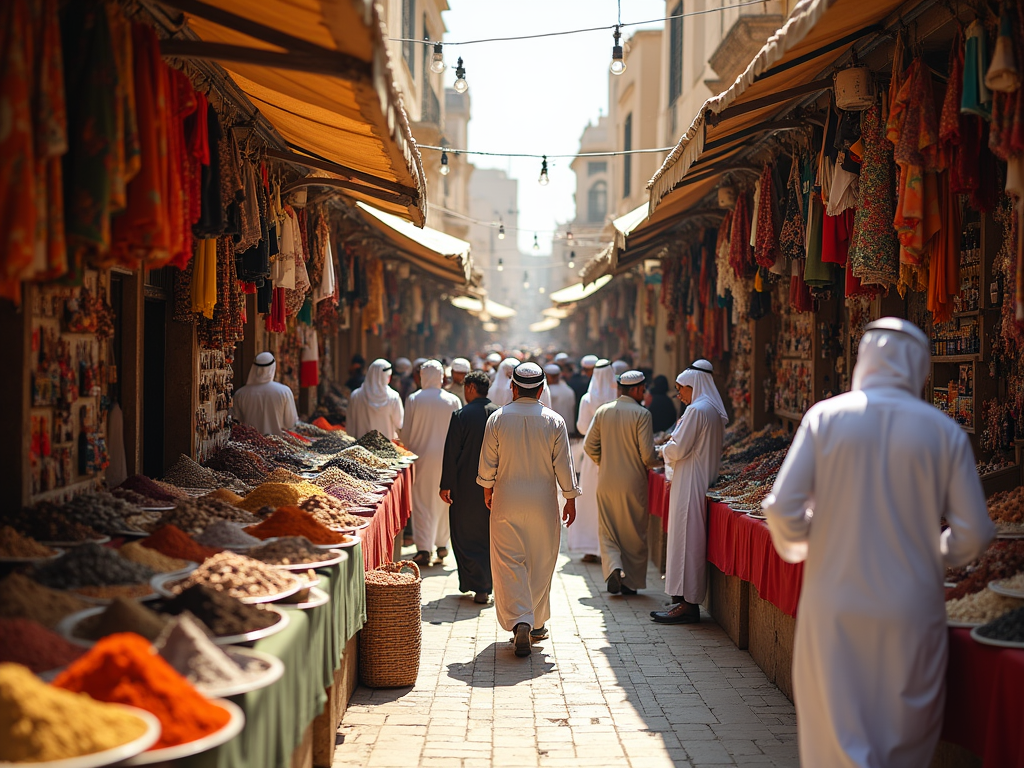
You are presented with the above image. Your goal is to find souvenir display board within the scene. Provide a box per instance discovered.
[28,271,114,500]
[196,348,233,463]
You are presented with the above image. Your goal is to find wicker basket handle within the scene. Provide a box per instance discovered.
[382,559,421,580]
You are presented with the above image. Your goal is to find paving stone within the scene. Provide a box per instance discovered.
[333,541,797,767]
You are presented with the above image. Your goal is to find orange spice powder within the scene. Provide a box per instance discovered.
[244,506,348,544]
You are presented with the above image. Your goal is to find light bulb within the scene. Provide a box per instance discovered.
[498,224,505,240]
[610,26,626,75]
[429,43,446,74]
[523,272,530,290]
[539,286,546,294]
[568,259,575,269]
[532,234,540,252]
[497,258,504,272]
[439,150,450,176]
[567,230,574,243]
[538,155,549,186]
[454,57,468,94]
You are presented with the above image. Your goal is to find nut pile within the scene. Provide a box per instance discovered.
[175,552,299,600]
[154,498,258,534]
[988,487,1024,531]
[975,606,1024,643]
[0,526,56,558]
[32,543,155,591]
[946,540,1024,599]
[946,589,1023,624]
[1,507,102,543]
[322,484,377,506]
[313,467,377,494]
[244,536,332,566]
[991,572,1024,592]
[299,496,371,528]
[339,445,393,469]
[355,430,402,459]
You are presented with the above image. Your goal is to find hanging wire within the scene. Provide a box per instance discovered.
[420,144,674,159]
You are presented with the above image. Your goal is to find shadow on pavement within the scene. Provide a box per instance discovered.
[446,641,555,687]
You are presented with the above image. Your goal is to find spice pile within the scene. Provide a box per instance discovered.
[946,589,1023,624]
[310,435,355,454]
[946,540,1024,599]
[74,598,171,643]
[119,474,187,502]
[0,663,151,762]
[339,445,394,469]
[263,467,305,484]
[321,455,383,482]
[140,525,222,561]
[0,618,86,673]
[0,526,56,558]
[204,487,245,506]
[300,496,372,528]
[356,430,403,460]
[163,454,251,493]
[155,614,264,691]
[989,486,1024,534]
[314,466,378,495]
[204,443,274,484]
[991,572,1024,593]
[245,537,334,566]
[54,633,232,749]
[238,481,327,512]
[154,498,258,534]
[1,506,102,543]
[158,584,279,637]
[197,520,262,549]
[111,487,167,508]
[119,541,191,573]
[0,573,90,628]
[245,506,349,544]
[32,543,156,599]
[175,552,299,600]
[975,606,1024,644]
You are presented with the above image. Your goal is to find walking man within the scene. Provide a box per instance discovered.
[584,370,658,595]
[403,360,462,566]
[440,371,497,604]
[764,319,993,767]
[477,362,580,657]
[651,360,727,624]
[446,358,471,405]
[544,363,577,429]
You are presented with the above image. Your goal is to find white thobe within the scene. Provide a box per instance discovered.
[661,399,723,602]
[446,382,467,406]
[404,388,462,553]
[477,398,580,631]
[764,387,993,768]
[347,387,404,440]
[569,393,603,555]
[584,397,657,590]
[548,381,577,429]
[233,381,298,436]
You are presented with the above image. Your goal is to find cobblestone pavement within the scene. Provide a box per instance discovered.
[335,541,799,767]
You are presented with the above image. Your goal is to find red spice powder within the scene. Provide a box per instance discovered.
[140,525,221,562]
[118,475,181,502]
[54,632,230,748]
[244,506,347,544]
[0,618,85,673]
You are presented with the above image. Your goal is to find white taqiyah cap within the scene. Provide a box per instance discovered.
[512,362,546,387]
[617,370,646,386]
[544,364,561,375]
[486,352,502,364]
[554,352,569,363]
[580,354,599,368]
[451,358,471,373]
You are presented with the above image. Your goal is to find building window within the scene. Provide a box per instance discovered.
[587,161,607,176]
[402,0,416,78]
[669,1,683,105]
[588,181,608,223]
[623,113,633,199]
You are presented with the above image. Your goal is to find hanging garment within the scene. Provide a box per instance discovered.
[850,104,899,289]
[584,396,658,591]
[232,353,299,436]
[571,362,617,556]
[477,398,580,631]
[191,238,217,319]
[763,320,992,768]
[347,358,404,439]
[728,191,754,278]
[927,172,961,323]
[803,195,833,288]
[441,396,498,595]
[754,165,779,269]
[962,20,992,118]
[662,364,727,602]
[404,362,462,555]
[986,0,1021,93]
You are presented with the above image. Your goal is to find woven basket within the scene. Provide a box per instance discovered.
[358,560,422,688]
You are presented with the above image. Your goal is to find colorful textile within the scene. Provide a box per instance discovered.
[928,172,961,323]
[191,237,217,319]
[849,105,898,289]
[754,164,779,269]
[728,191,754,279]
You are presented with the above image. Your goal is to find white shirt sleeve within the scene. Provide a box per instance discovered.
[477,416,498,489]
[940,431,995,567]
[762,418,816,564]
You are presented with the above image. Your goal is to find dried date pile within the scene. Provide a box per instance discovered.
[946,540,1024,599]
[298,496,371,528]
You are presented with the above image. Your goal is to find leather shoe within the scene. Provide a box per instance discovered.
[513,623,532,657]
[607,569,623,594]
[411,551,430,566]
[473,592,490,604]
[651,604,700,624]
[530,626,549,641]
[620,585,637,595]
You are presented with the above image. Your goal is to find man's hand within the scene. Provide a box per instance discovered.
[439,490,452,505]
[562,498,577,527]
[483,487,493,510]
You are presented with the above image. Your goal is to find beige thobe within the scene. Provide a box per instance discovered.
[584,396,657,589]
[477,398,580,631]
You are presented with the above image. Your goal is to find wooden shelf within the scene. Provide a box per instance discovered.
[778,353,812,360]
[953,309,981,318]
[774,409,805,422]
[933,354,982,363]
[29,476,101,504]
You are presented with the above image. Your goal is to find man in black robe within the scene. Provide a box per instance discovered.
[439,371,497,603]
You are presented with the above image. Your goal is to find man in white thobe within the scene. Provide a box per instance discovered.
[545,364,577,428]
[763,318,993,768]
[478,362,580,658]
[403,360,462,566]
[233,352,298,436]
[446,357,471,405]
[584,370,657,595]
[572,360,617,562]
[651,359,727,624]
[487,358,518,406]
[346,359,404,440]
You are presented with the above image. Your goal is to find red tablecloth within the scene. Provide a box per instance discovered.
[706,500,804,617]
[943,628,1024,767]
[648,469,670,533]
[357,465,414,571]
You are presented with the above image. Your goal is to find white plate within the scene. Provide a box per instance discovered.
[190,647,285,698]
[39,536,111,548]
[140,506,176,512]
[970,626,1024,649]
[279,586,330,610]
[988,580,1024,599]
[947,619,984,628]
[331,521,369,533]
[0,547,63,564]
[0,706,161,768]
[55,606,149,648]
[202,606,290,646]
[151,572,304,604]
[122,698,245,765]
[996,532,1024,540]
[745,511,768,520]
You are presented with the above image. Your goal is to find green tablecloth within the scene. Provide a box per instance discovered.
[181,543,366,768]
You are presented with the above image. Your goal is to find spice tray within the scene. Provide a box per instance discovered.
[969,626,1024,649]
[947,619,984,628]
[0,705,162,768]
[57,606,124,647]
[988,579,1024,599]
[195,647,285,698]
[280,586,330,611]
[329,535,360,549]
[150,572,305,604]
[123,698,245,765]
[0,547,64,564]
[745,512,768,521]
[39,536,111,548]
[139,506,176,512]
[270,548,345,571]
[210,605,290,646]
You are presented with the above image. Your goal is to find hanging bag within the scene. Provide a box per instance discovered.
[358,560,422,688]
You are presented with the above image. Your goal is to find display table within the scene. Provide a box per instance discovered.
[178,545,366,768]
[358,465,414,571]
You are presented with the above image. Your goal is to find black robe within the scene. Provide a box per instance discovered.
[440,397,497,594]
